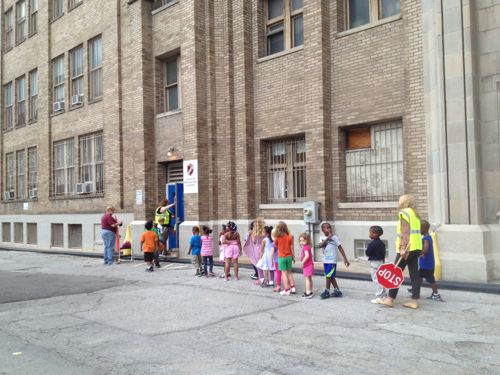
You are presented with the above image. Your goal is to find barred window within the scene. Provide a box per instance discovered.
[4,9,13,50]
[16,150,25,199]
[16,75,26,127]
[16,1,26,42]
[164,57,180,112]
[70,45,84,107]
[346,0,400,30]
[89,35,103,100]
[4,82,13,131]
[28,147,37,195]
[29,69,38,121]
[345,122,403,202]
[52,55,65,110]
[265,0,303,56]
[79,132,104,193]
[266,137,306,203]
[29,0,38,34]
[53,0,63,19]
[53,138,75,196]
[6,153,15,193]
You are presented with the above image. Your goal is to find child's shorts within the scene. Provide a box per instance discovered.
[419,268,436,284]
[224,245,240,259]
[324,263,337,279]
[144,252,154,262]
[278,256,293,271]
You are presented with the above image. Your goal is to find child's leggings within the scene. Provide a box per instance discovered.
[257,267,275,282]
[274,262,281,285]
[203,256,213,274]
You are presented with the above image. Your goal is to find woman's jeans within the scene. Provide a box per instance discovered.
[388,250,422,300]
[101,229,116,264]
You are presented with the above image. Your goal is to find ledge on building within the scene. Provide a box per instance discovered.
[257,45,304,64]
[336,14,401,38]
[152,0,179,15]
[337,201,398,209]
[49,193,104,201]
[156,109,182,119]
[259,203,304,210]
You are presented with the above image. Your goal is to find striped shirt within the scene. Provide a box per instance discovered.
[201,235,213,256]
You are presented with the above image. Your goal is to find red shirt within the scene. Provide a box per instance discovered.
[101,213,117,231]
[275,234,293,258]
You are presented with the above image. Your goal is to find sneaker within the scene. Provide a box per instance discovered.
[146,266,154,272]
[302,292,313,299]
[407,288,413,293]
[197,272,204,277]
[268,281,274,286]
[403,300,419,309]
[290,286,296,294]
[320,290,330,299]
[234,277,239,281]
[219,273,226,278]
[209,272,216,277]
[273,286,281,292]
[371,298,379,304]
[280,289,291,296]
[195,272,200,276]
[260,280,268,288]
[430,293,443,301]
[250,274,258,280]
[155,263,161,268]
[376,298,395,307]
[332,289,343,298]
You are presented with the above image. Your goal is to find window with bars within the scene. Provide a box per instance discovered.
[89,36,103,100]
[29,69,38,121]
[79,132,104,193]
[53,138,74,196]
[346,0,400,30]
[164,57,180,112]
[52,0,63,19]
[16,76,26,127]
[28,147,37,195]
[345,122,403,202]
[6,153,15,194]
[29,0,38,34]
[167,161,183,183]
[70,46,84,107]
[16,150,25,199]
[4,9,13,50]
[52,55,65,110]
[265,0,303,56]
[4,83,13,131]
[266,137,306,203]
[16,1,26,42]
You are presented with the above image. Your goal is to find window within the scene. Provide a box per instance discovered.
[52,55,65,111]
[4,83,13,131]
[29,69,38,121]
[265,0,303,56]
[164,57,179,112]
[4,9,14,50]
[15,1,26,42]
[153,0,177,10]
[69,0,82,9]
[345,122,403,202]
[53,0,63,19]
[53,138,75,196]
[16,150,25,199]
[79,132,103,193]
[14,222,24,243]
[346,0,400,30]
[167,161,183,183]
[27,223,37,244]
[266,137,306,203]
[354,239,389,259]
[51,223,63,247]
[6,153,15,197]
[29,0,38,34]
[28,147,37,196]
[16,76,26,127]
[89,36,103,100]
[68,224,82,248]
[2,223,12,241]
[70,46,84,107]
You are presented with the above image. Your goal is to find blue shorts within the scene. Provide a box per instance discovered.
[324,263,337,279]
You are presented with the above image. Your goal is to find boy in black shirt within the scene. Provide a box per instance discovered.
[366,226,387,303]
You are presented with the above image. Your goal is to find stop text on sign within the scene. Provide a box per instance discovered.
[376,263,404,289]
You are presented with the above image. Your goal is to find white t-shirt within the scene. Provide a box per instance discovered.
[319,235,341,264]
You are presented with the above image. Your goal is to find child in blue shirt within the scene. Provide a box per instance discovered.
[188,226,203,276]
[420,220,442,301]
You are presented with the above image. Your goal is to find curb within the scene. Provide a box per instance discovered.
[2,247,500,295]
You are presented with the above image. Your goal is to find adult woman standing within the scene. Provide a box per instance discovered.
[377,194,422,309]
[101,206,122,265]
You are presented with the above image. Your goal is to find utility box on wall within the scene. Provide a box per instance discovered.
[303,201,319,224]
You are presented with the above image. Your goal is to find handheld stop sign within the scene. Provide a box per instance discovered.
[376,260,404,289]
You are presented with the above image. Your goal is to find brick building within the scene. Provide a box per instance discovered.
[1,0,499,282]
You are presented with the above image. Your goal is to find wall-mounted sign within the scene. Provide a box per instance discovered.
[183,160,198,194]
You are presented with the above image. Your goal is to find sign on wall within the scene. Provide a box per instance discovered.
[183,160,198,194]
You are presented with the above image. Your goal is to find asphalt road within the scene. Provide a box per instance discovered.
[0,251,499,375]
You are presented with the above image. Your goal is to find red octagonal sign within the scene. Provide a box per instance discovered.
[377,263,404,289]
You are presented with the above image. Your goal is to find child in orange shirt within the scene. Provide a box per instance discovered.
[140,220,158,272]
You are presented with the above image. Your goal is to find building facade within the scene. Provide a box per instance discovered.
[1,0,499,282]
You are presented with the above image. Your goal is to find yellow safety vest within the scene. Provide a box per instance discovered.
[154,207,169,225]
[395,208,422,252]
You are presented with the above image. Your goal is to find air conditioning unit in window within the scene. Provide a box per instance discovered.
[76,183,84,194]
[3,191,14,200]
[29,188,37,199]
[53,101,65,112]
[71,94,84,106]
[83,181,93,193]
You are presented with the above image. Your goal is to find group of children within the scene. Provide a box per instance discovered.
[140,217,442,302]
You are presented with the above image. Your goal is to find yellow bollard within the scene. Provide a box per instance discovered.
[431,232,441,281]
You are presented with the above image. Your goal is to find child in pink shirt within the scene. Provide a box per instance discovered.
[201,226,215,277]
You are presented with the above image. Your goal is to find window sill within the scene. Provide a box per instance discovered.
[156,110,182,119]
[257,45,304,64]
[337,201,398,209]
[49,193,104,201]
[1,198,31,204]
[28,119,38,125]
[88,97,103,105]
[152,0,180,15]
[2,46,14,54]
[3,128,13,134]
[68,1,83,13]
[15,38,27,47]
[50,110,66,118]
[28,31,38,38]
[69,103,84,111]
[259,203,304,210]
[337,14,401,38]
[50,13,65,24]
[15,123,26,129]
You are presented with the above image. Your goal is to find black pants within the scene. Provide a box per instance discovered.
[203,256,213,274]
[388,250,422,300]
[153,250,160,266]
